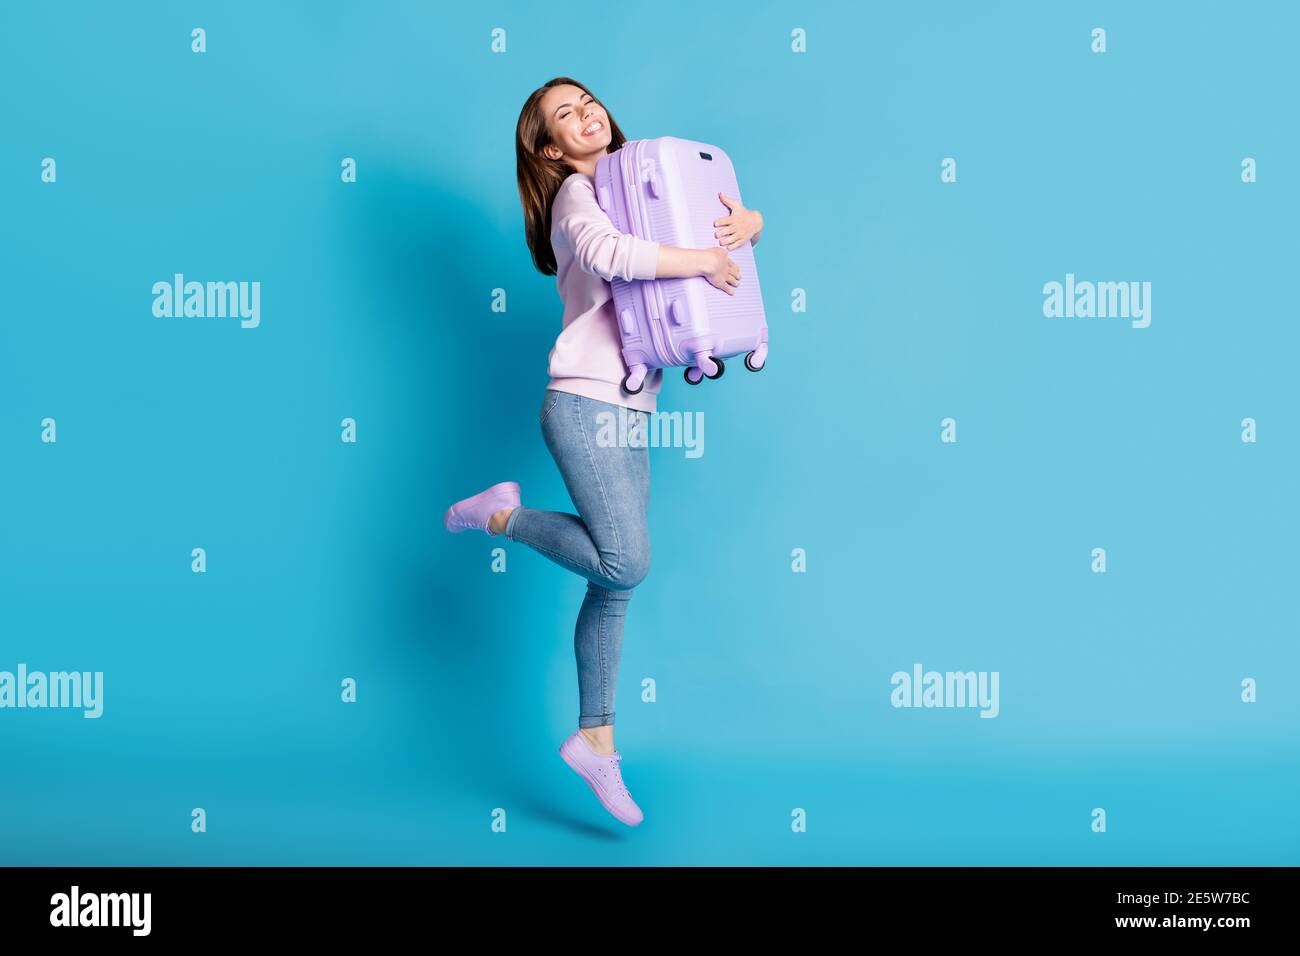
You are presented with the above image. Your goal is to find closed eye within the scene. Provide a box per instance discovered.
[558,95,594,120]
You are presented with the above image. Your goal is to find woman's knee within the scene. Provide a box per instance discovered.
[605,539,651,590]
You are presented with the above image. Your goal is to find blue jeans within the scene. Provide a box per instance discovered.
[504,389,651,729]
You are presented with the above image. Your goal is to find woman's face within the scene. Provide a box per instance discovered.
[540,84,611,164]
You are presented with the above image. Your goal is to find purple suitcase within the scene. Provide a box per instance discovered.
[595,136,768,395]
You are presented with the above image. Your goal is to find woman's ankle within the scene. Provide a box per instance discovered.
[487,506,515,535]
[578,725,615,754]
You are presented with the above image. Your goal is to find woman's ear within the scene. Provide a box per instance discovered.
[542,143,563,162]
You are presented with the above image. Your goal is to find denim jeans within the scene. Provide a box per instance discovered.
[504,389,651,729]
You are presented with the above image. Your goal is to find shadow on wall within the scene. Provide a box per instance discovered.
[343,156,586,801]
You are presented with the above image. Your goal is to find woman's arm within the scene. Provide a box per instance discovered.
[656,245,741,295]
[552,178,741,293]
[654,246,712,278]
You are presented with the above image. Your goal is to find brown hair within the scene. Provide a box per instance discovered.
[515,77,629,275]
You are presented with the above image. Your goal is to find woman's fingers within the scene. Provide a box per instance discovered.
[710,256,741,294]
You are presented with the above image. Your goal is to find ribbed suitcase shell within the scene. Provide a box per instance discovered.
[595,136,768,394]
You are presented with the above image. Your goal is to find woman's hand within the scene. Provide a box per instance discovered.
[700,247,741,295]
[714,193,764,250]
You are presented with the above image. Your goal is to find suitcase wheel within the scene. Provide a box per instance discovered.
[744,350,765,373]
[685,355,723,385]
[621,370,645,396]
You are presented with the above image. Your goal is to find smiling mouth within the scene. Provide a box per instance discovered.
[581,120,604,136]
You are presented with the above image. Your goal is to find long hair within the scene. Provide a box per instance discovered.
[516,77,629,275]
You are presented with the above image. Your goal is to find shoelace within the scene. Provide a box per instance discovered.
[583,743,632,798]
[607,753,630,796]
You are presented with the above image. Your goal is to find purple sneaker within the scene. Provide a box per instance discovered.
[559,731,644,827]
[443,481,521,536]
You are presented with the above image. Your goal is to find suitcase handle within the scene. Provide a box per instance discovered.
[639,158,661,199]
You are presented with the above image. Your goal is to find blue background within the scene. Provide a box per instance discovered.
[2,0,1296,865]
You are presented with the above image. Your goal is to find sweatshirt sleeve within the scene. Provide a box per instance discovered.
[552,177,660,282]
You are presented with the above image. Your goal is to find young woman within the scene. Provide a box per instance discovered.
[444,77,764,827]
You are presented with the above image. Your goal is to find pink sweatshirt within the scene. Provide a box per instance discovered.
[546,171,663,412]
